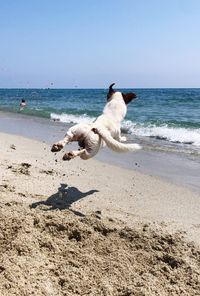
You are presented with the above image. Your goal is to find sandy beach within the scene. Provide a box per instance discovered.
[0,130,200,295]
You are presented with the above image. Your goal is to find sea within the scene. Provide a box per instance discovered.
[0,88,200,156]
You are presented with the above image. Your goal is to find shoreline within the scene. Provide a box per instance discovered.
[0,110,200,192]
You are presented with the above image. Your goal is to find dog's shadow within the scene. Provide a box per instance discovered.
[30,183,99,216]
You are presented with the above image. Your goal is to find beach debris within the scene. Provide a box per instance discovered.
[94,210,102,219]
[95,210,102,215]
[7,163,31,175]
[0,184,15,192]
[10,144,16,150]
[40,169,55,175]
[18,192,26,197]
[19,163,31,175]
[21,162,31,168]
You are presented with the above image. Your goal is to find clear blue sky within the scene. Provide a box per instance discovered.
[0,0,200,88]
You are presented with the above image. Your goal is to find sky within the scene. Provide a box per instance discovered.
[0,0,200,88]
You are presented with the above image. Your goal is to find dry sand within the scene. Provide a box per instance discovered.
[0,132,200,295]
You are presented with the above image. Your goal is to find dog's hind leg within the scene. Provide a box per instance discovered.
[62,149,86,161]
[51,135,72,152]
[119,135,127,142]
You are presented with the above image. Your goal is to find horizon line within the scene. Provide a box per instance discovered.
[0,86,200,90]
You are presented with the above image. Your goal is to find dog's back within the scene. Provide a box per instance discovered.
[93,88,129,140]
[102,91,127,122]
[91,84,141,153]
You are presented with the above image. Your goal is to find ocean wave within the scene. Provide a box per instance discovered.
[123,121,200,147]
[50,112,200,147]
[50,112,95,124]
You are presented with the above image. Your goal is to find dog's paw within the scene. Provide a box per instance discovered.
[120,136,127,142]
[63,152,75,161]
[51,142,64,152]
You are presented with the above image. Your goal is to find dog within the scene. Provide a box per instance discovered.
[51,83,141,160]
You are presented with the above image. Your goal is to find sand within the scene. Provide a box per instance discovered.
[0,132,200,295]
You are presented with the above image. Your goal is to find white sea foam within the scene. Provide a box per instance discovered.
[50,113,95,124]
[123,121,200,147]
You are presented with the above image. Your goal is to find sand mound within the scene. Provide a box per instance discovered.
[0,202,200,296]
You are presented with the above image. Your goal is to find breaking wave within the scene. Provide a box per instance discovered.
[123,121,200,147]
[50,113,95,124]
[50,112,200,147]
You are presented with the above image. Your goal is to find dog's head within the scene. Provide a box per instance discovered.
[107,83,137,104]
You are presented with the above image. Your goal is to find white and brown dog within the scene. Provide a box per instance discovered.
[51,83,141,160]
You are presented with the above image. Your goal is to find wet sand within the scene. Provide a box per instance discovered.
[0,110,200,192]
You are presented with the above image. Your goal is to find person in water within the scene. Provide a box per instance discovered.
[20,99,26,108]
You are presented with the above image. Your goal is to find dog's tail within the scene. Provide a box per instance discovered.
[92,127,141,152]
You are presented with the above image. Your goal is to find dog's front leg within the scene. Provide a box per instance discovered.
[62,149,86,161]
[116,130,127,142]
[51,135,72,152]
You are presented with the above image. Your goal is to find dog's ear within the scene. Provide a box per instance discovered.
[122,92,137,104]
[107,83,115,101]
